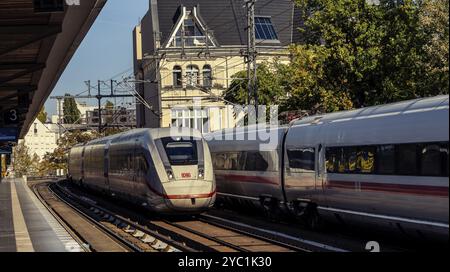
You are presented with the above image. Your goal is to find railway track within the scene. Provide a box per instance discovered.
[34,181,187,252]
[32,182,133,252]
[56,180,331,252]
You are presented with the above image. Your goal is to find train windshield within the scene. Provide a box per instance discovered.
[161,137,199,165]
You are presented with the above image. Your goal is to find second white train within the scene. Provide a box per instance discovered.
[208,95,449,240]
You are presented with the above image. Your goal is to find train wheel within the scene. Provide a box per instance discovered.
[260,196,280,222]
[303,207,323,231]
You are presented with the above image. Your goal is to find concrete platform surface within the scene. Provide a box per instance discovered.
[0,178,83,252]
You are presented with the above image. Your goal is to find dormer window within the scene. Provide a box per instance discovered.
[166,7,217,48]
[172,16,210,47]
[255,17,279,41]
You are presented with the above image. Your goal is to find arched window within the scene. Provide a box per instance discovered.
[203,65,212,88]
[173,66,182,88]
[186,65,200,87]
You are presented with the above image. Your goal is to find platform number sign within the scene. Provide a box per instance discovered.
[3,109,19,125]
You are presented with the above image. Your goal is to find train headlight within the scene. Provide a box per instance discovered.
[198,168,204,180]
[166,169,175,181]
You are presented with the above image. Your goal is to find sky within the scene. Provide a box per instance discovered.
[45,0,149,115]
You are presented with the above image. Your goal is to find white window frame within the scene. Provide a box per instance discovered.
[171,108,210,133]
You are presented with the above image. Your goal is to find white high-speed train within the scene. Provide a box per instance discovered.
[208,95,449,240]
[68,128,216,214]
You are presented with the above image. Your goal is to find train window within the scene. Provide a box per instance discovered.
[357,146,375,174]
[161,137,199,166]
[336,148,346,173]
[238,152,246,170]
[325,148,337,173]
[397,144,418,175]
[213,153,227,170]
[344,147,358,173]
[288,148,315,172]
[245,152,269,172]
[137,154,149,176]
[376,145,395,175]
[326,142,449,177]
[228,152,240,170]
[442,143,449,177]
[420,144,442,176]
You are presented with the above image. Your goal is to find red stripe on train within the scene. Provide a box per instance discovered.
[216,174,280,185]
[148,186,216,199]
[165,191,217,200]
[328,180,449,197]
[216,173,447,197]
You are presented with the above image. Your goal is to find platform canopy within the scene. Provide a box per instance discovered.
[0,0,107,144]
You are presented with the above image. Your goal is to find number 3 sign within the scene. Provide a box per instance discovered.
[3,109,19,125]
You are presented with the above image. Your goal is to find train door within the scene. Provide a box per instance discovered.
[132,138,140,198]
[315,143,327,204]
[81,147,86,183]
[134,138,148,202]
[104,140,111,192]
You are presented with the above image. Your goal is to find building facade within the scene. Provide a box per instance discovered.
[22,118,59,160]
[86,107,137,128]
[133,0,301,132]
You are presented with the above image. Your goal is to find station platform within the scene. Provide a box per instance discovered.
[0,178,83,252]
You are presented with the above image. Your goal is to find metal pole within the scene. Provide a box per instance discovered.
[97,80,102,132]
[250,1,258,121]
[110,79,114,96]
[57,98,62,140]
[246,0,252,106]
[245,0,257,121]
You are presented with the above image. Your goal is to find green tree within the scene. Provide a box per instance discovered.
[293,0,448,108]
[63,94,81,124]
[419,0,449,94]
[279,45,354,114]
[37,106,48,123]
[224,63,286,123]
[29,153,41,177]
[224,63,284,106]
[44,130,99,172]
[36,154,54,177]
[12,142,32,178]
[224,0,448,118]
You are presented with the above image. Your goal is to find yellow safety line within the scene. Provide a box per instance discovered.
[11,181,34,252]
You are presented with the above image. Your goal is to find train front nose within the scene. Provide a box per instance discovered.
[156,135,216,213]
[162,178,216,213]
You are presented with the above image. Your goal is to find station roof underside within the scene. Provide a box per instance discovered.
[0,0,106,141]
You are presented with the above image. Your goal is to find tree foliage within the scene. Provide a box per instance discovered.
[50,130,100,171]
[63,94,81,124]
[224,63,284,106]
[419,0,449,93]
[37,106,48,123]
[225,0,449,118]
[13,127,127,178]
[12,142,32,178]
[294,0,448,106]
